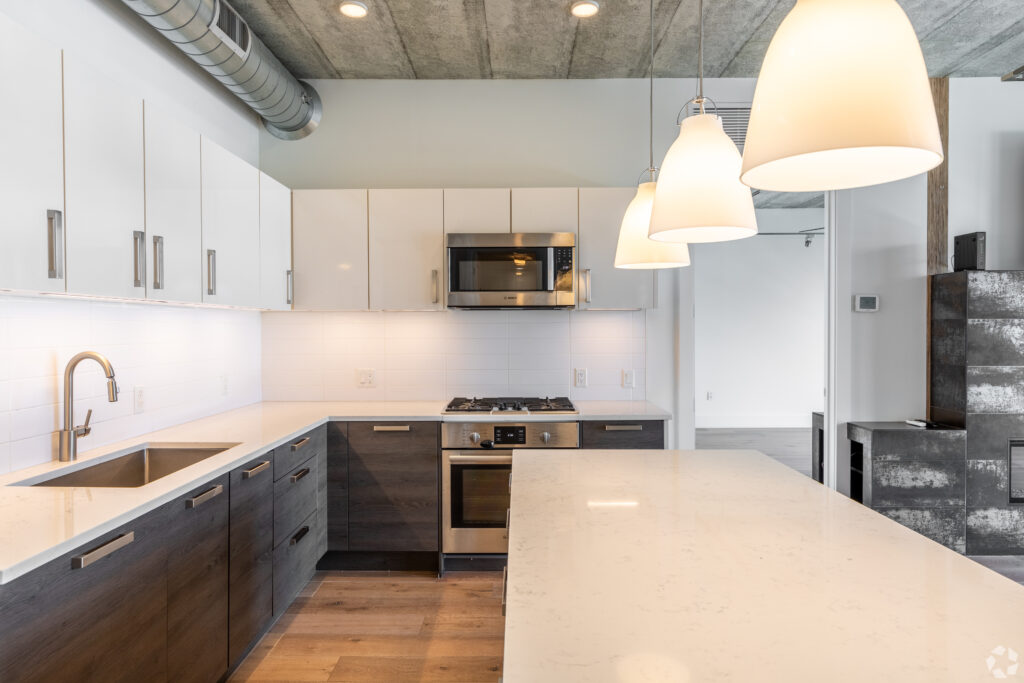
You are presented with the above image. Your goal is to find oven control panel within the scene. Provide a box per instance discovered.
[493,426,526,445]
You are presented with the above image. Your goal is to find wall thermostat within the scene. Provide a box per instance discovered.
[854,294,880,312]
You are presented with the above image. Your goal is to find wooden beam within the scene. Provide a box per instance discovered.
[926,76,950,421]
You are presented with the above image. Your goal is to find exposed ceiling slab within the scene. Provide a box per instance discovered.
[231,0,1024,80]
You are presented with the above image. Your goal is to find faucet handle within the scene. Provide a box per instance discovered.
[75,409,93,438]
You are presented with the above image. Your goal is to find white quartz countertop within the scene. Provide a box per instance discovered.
[503,449,1024,683]
[0,400,667,584]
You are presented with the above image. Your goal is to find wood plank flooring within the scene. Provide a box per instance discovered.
[696,427,812,477]
[230,571,505,682]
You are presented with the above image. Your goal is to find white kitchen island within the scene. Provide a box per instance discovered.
[503,449,1024,682]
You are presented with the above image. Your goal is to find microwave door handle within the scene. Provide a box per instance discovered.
[547,247,556,291]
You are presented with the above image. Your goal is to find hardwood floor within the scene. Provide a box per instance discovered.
[696,427,812,477]
[230,571,505,682]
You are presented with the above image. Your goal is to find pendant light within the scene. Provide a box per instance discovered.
[740,0,943,192]
[614,0,690,269]
[648,0,757,244]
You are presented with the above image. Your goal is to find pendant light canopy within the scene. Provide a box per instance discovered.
[648,0,757,244]
[740,0,943,192]
[613,0,690,269]
[615,182,691,269]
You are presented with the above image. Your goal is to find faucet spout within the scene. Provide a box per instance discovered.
[58,351,118,462]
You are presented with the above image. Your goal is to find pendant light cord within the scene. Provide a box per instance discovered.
[648,0,655,180]
[697,0,706,113]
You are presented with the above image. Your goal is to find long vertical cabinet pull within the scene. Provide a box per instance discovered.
[46,209,64,279]
[152,235,165,290]
[207,249,217,295]
[132,230,146,287]
[286,269,294,305]
[431,269,440,305]
[584,269,593,304]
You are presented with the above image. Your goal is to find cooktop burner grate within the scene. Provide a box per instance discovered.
[445,396,575,413]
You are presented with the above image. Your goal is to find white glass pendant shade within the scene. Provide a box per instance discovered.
[614,182,691,269]
[649,114,757,244]
[740,0,943,192]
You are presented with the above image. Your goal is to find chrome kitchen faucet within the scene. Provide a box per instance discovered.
[57,351,119,462]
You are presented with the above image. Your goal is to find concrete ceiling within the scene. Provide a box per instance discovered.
[231,0,1024,80]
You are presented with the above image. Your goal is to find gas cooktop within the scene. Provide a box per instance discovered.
[445,396,576,414]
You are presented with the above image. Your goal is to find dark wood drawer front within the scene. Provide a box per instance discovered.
[274,454,318,547]
[274,425,327,481]
[327,422,349,551]
[273,510,320,617]
[167,474,230,683]
[229,453,275,666]
[0,503,171,683]
[347,421,440,552]
[581,420,665,449]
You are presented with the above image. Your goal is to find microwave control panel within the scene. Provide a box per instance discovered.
[493,426,527,445]
[554,247,574,274]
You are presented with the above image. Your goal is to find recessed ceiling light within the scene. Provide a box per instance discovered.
[571,1,600,18]
[339,1,368,18]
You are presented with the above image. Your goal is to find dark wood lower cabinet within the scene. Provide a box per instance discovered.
[327,422,349,551]
[167,474,230,683]
[228,453,275,667]
[580,420,665,449]
[273,510,321,616]
[0,503,170,683]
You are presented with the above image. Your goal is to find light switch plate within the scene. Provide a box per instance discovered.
[357,368,376,388]
[622,370,636,388]
[133,386,145,414]
[574,368,588,388]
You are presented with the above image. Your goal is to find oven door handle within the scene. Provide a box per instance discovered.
[448,454,514,465]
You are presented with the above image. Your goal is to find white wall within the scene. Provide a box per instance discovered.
[949,78,1024,271]
[0,296,261,474]
[693,208,826,428]
[0,0,259,163]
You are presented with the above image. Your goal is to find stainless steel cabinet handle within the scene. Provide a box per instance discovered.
[47,209,63,279]
[152,235,164,290]
[583,268,592,303]
[286,269,294,305]
[132,230,145,288]
[290,436,310,451]
[431,269,439,304]
[242,460,270,479]
[449,454,513,465]
[604,424,643,431]
[72,532,134,569]
[207,249,216,295]
[290,525,310,546]
[290,467,310,483]
[501,566,508,616]
[506,508,510,530]
[373,425,410,432]
[186,483,224,508]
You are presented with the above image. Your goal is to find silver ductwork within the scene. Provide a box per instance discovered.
[122,0,321,140]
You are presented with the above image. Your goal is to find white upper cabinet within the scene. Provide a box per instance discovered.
[511,188,579,234]
[0,15,65,293]
[201,137,260,307]
[578,187,655,310]
[63,52,146,299]
[144,104,202,304]
[259,172,293,311]
[444,189,511,234]
[292,190,369,311]
[369,189,444,311]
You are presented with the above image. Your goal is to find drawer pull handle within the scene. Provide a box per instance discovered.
[501,566,508,616]
[604,424,643,431]
[506,508,510,530]
[290,437,310,451]
[242,461,270,479]
[186,484,224,508]
[72,532,134,569]
[373,425,410,432]
[290,526,310,545]
[290,467,310,483]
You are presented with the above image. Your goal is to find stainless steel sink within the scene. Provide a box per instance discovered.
[22,443,238,488]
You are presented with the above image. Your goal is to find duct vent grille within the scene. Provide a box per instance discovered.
[689,102,751,151]
[212,0,250,57]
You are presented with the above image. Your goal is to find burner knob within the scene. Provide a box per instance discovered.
[480,440,494,450]
[470,432,481,444]
[541,431,551,444]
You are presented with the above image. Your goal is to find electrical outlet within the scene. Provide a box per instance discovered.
[357,368,376,388]
[574,368,588,388]
[706,391,713,401]
[622,370,636,388]
[220,375,228,396]
[133,386,145,415]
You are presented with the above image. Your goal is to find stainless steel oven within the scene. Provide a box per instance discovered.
[441,420,579,554]
[446,232,576,309]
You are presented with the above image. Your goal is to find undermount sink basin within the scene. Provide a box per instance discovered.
[22,443,238,488]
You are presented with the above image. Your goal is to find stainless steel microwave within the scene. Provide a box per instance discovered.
[446,233,576,309]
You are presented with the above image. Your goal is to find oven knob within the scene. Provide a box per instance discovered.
[470,432,481,444]
[541,431,551,444]
[480,440,494,449]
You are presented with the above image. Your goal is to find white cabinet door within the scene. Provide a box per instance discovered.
[369,189,443,311]
[201,137,260,307]
[144,104,202,303]
[511,188,578,234]
[292,190,369,311]
[259,172,293,311]
[443,189,510,234]
[63,53,146,299]
[578,187,655,310]
[0,15,65,293]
